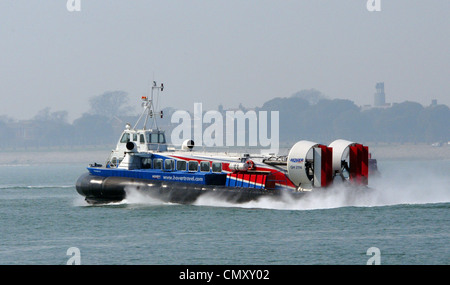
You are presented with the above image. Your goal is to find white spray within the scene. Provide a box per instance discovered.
[194,160,450,211]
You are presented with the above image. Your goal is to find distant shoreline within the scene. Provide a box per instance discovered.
[369,143,450,160]
[0,143,449,165]
[0,148,110,165]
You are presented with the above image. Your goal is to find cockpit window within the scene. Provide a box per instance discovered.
[145,132,166,143]
[159,133,166,143]
[120,133,130,143]
[146,133,158,143]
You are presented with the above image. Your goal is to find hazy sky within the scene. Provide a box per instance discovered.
[1,1,449,121]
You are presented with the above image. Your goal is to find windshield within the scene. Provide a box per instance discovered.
[146,132,166,144]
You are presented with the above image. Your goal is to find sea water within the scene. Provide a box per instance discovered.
[0,158,448,265]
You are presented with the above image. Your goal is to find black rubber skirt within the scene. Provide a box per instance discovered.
[76,173,290,205]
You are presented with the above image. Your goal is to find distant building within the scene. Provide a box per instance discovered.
[359,82,391,111]
[374,82,386,107]
[431,99,437,107]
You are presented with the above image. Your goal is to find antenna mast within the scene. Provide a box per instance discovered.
[134,81,164,130]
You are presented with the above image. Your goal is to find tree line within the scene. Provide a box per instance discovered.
[258,92,449,144]
[0,89,448,150]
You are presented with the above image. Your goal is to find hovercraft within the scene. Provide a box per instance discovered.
[76,82,377,205]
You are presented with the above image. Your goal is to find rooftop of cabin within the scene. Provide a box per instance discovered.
[119,129,166,144]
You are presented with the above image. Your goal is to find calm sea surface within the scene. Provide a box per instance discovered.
[0,157,448,265]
